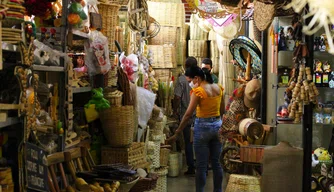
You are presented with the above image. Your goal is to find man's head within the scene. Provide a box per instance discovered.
[185,56,198,69]
[201,58,213,71]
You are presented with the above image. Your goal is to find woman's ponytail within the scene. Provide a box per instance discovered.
[201,68,214,84]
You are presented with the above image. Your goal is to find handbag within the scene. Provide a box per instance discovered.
[89,5,102,30]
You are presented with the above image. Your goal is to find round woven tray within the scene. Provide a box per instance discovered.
[225,174,261,192]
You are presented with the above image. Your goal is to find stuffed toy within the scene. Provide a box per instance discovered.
[85,88,110,110]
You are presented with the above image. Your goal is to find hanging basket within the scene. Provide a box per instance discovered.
[99,105,134,147]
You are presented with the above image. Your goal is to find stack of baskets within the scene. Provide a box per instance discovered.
[101,142,148,168]
[209,30,220,74]
[147,0,185,83]
[188,14,209,65]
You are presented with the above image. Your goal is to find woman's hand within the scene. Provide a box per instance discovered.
[166,134,178,144]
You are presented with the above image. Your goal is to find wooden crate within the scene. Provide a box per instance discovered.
[240,145,266,164]
[148,45,176,68]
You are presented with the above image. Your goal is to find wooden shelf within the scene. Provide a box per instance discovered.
[72,87,92,93]
[32,65,65,72]
[2,43,20,52]
[0,103,22,110]
[0,117,20,128]
[72,30,89,40]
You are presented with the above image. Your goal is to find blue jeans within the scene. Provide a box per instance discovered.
[194,117,223,192]
[183,124,195,171]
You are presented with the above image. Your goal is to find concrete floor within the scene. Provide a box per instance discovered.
[167,170,228,192]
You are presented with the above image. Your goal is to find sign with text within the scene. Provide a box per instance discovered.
[25,142,48,191]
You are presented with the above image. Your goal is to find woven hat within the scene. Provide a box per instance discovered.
[254,0,295,31]
[244,79,261,108]
[213,14,240,40]
[229,36,262,74]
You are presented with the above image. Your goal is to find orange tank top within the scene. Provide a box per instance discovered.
[190,85,224,118]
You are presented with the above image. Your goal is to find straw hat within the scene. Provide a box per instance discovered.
[244,79,261,108]
[254,0,295,31]
[213,15,240,40]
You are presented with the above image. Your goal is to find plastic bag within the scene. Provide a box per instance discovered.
[33,40,67,66]
[120,53,138,83]
[85,31,111,75]
[137,87,156,128]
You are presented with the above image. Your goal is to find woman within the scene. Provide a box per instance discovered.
[167,66,225,192]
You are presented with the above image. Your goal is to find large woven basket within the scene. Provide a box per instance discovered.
[190,23,208,40]
[160,148,170,167]
[210,40,220,58]
[154,69,171,82]
[97,3,120,51]
[99,105,134,147]
[147,2,184,27]
[101,142,146,168]
[129,173,158,192]
[226,174,261,192]
[148,26,180,46]
[188,40,208,57]
[148,45,176,68]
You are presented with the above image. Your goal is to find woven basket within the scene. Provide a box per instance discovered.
[168,152,179,177]
[211,57,219,74]
[188,40,208,57]
[190,23,208,40]
[99,105,134,147]
[119,177,140,192]
[147,2,184,27]
[148,167,168,192]
[177,40,187,65]
[148,45,176,68]
[208,30,217,41]
[97,3,120,51]
[154,69,171,82]
[130,173,158,192]
[180,24,189,41]
[104,90,123,106]
[225,174,261,192]
[104,66,118,87]
[210,40,220,58]
[148,26,179,46]
[160,148,170,167]
[101,142,146,167]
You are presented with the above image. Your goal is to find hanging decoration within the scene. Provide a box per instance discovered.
[285,0,334,54]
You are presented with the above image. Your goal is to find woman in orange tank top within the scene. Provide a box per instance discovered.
[167,66,225,192]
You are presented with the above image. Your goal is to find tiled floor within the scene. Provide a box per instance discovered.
[167,171,215,192]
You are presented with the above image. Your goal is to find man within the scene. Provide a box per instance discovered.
[173,56,197,175]
[201,58,218,83]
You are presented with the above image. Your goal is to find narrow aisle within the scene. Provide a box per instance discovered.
[167,171,214,192]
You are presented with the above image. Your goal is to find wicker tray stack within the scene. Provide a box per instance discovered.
[2,28,22,44]
[147,0,185,76]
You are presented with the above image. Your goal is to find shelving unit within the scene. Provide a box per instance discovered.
[72,86,92,93]
[0,117,20,128]
[32,65,65,72]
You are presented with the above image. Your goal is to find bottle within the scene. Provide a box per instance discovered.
[314,60,323,87]
[281,69,289,86]
[322,61,331,87]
